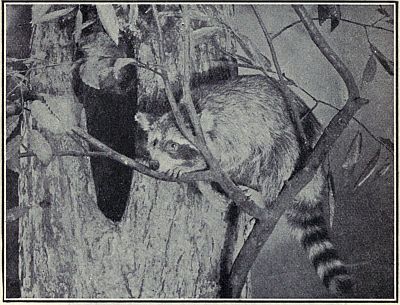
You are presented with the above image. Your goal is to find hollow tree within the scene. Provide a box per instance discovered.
[14,4,256,298]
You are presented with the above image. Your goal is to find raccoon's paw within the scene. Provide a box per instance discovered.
[239,186,264,208]
[166,169,183,179]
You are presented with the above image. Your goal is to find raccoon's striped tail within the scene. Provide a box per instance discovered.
[285,204,353,296]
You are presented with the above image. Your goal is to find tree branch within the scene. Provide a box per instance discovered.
[228,5,368,297]
[71,127,213,183]
[20,150,110,158]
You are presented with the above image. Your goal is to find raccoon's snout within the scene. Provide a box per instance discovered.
[149,160,160,170]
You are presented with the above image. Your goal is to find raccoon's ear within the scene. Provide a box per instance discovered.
[135,112,155,131]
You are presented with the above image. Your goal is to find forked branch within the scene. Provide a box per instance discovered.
[228,5,368,297]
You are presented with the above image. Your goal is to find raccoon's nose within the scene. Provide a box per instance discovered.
[149,160,160,170]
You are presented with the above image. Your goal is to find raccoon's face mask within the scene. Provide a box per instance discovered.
[135,112,207,174]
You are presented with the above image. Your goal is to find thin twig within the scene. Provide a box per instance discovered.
[19,150,109,158]
[251,5,310,151]
[371,15,387,26]
[272,17,393,40]
[181,6,206,142]
[8,62,72,74]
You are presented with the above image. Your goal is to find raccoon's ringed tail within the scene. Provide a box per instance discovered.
[286,208,353,295]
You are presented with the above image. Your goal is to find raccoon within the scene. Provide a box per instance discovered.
[135,75,352,295]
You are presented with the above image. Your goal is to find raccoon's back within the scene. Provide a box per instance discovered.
[198,75,300,175]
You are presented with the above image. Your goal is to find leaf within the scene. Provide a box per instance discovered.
[375,162,391,178]
[318,5,331,25]
[385,18,394,25]
[128,4,139,27]
[361,55,377,85]
[370,44,394,76]
[342,131,363,170]
[330,17,340,32]
[378,137,394,153]
[330,6,341,32]
[31,100,68,135]
[354,147,381,189]
[377,7,390,17]
[6,135,22,174]
[96,5,119,45]
[33,7,76,24]
[74,9,83,44]
[327,168,336,228]
[6,115,20,140]
[318,5,341,31]
[31,5,52,24]
[29,130,53,166]
[79,59,101,89]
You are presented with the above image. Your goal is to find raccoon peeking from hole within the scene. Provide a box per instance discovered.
[135,75,352,296]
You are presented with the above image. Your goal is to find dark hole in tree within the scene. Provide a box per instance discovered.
[75,69,138,222]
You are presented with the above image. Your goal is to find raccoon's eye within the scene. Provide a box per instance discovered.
[166,141,179,151]
[152,139,158,147]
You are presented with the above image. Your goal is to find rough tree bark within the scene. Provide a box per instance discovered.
[19,5,252,298]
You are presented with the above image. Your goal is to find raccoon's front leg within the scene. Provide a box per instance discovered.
[198,184,265,208]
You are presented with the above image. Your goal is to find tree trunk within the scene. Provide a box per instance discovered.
[19,4,251,298]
